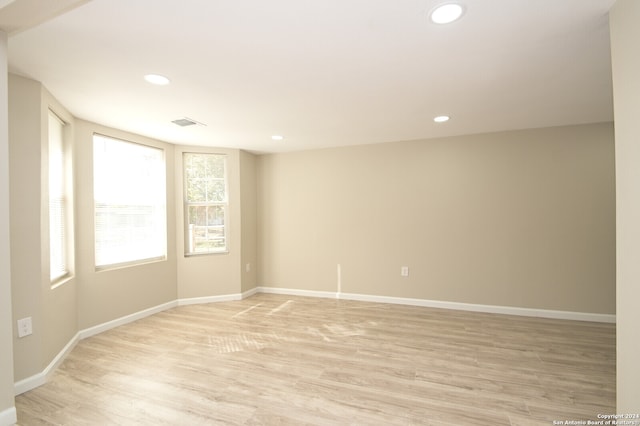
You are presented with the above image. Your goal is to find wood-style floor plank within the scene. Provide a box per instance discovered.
[15,294,615,425]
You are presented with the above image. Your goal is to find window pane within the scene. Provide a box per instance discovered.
[207,180,226,202]
[186,176,207,203]
[186,205,226,253]
[187,205,225,227]
[94,134,166,268]
[208,155,225,179]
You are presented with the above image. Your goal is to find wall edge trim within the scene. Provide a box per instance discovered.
[13,372,44,398]
[241,287,259,299]
[78,300,179,340]
[256,286,338,299]
[177,293,242,306]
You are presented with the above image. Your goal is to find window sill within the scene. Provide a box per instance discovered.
[184,250,229,258]
[95,256,167,273]
[51,274,74,290]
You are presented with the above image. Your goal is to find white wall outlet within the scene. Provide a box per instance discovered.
[17,317,33,338]
[246,263,251,272]
[401,266,409,277]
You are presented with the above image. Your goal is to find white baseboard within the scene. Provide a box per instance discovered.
[178,293,242,306]
[257,286,338,299]
[13,373,45,398]
[339,292,616,323]
[257,287,616,323]
[0,406,17,426]
[14,331,80,396]
[241,287,259,299]
[179,287,258,303]
[78,300,179,340]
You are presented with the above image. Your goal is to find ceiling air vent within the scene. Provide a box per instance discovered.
[171,117,205,127]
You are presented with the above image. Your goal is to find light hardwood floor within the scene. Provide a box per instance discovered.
[16,294,615,425]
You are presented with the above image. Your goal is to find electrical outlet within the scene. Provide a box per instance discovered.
[401,266,409,277]
[246,263,251,272]
[17,317,33,338]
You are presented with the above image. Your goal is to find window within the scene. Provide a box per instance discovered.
[49,111,69,282]
[183,153,228,255]
[93,134,166,269]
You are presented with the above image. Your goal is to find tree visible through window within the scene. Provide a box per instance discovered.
[183,153,228,255]
[93,134,166,269]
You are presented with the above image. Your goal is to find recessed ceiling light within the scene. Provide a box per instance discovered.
[271,135,284,141]
[434,115,450,123]
[144,74,170,85]
[430,3,464,24]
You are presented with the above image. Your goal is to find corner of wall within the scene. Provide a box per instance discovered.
[240,150,258,294]
[0,29,18,426]
[610,0,640,412]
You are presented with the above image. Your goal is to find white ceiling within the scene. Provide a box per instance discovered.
[4,0,615,153]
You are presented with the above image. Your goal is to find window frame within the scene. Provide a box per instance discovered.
[183,152,229,256]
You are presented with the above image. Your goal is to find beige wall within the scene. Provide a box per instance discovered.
[8,74,45,381]
[610,0,640,411]
[257,123,616,314]
[240,150,258,293]
[0,30,16,425]
[75,120,177,329]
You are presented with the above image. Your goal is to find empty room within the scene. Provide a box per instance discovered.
[0,0,639,425]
